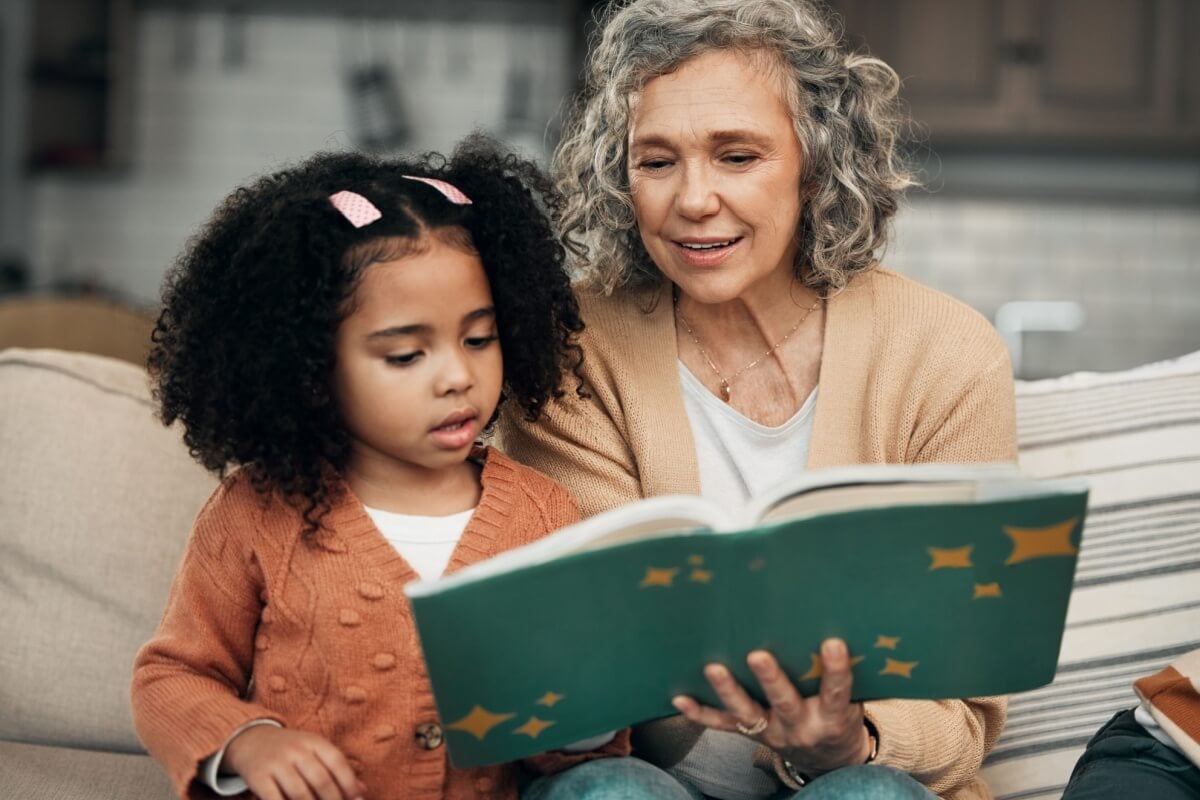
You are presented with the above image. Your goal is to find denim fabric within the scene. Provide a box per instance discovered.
[522,757,698,800]
[791,765,938,799]
[521,757,936,800]
[1061,708,1200,800]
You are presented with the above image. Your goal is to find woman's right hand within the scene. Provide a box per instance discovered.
[223,725,366,800]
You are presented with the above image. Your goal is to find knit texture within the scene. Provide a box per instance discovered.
[131,446,629,800]
[498,268,1018,800]
[1134,648,1200,767]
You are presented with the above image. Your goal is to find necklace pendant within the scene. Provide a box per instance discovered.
[720,381,732,403]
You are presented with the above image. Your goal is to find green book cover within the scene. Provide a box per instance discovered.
[406,463,1087,768]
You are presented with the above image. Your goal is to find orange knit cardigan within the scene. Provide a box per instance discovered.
[131,447,629,800]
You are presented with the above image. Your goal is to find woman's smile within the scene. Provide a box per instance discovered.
[671,237,745,267]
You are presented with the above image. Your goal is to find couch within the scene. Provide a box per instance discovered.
[2,346,1198,799]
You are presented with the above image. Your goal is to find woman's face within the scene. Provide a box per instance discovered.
[627,49,805,305]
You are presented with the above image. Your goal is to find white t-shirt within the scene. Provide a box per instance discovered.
[364,506,473,581]
[674,362,817,800]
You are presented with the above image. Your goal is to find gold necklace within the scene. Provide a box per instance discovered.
[675,293,822,404]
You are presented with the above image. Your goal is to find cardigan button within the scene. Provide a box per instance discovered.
[415,722,444,750]
[372,652,396,670]
[358,581,385,600]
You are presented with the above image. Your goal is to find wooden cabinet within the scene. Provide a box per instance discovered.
[828,0,1199,151]
[26,0,134,171]
[1181,0,1200,132]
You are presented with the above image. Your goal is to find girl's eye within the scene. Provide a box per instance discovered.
[385,352,421,365]
[465,335,499,349]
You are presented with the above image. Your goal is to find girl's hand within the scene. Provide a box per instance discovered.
[671,638,871,776]
[223,725,367,800]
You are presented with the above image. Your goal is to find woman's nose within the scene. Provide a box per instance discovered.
[675,163,720,220]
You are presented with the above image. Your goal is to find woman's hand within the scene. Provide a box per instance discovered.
[223,725,367,800]
[671,638,871,776]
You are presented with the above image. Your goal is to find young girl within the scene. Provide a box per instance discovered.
[130,137,631,800]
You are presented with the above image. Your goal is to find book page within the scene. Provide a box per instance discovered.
[738,463,1032,526]
[756,481,978,524]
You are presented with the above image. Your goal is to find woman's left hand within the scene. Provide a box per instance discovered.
[671,638,871,776]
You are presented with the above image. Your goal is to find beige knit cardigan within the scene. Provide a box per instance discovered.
[499,268,1018,800]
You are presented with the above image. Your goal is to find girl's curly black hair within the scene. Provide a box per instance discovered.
[149,134,584,533]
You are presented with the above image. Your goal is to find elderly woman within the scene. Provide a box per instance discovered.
[506,1,1016,799]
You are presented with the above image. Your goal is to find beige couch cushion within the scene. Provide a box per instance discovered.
[0,740,173,799]
[0,348,218,753]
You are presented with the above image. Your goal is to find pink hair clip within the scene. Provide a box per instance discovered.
[401,176,473,205]
[329,190,383,228]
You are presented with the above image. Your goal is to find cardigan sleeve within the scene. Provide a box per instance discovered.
[498,371,645,520]
[913,348,1019,464]
[1134,648,1200,767]
[130,486,285,799]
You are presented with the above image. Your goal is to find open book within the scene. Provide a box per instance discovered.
[406,463,1088,767]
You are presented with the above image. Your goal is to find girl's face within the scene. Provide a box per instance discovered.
[333,234,503,488]
[626,48,805,306]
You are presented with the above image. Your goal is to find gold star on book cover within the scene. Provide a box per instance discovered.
[406,463,1087,767]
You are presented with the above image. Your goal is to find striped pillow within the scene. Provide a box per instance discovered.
[981,350,1200,800]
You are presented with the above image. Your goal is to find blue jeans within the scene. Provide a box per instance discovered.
[777,765,938,799]
[521,757,936,800]
[522,758,694,799]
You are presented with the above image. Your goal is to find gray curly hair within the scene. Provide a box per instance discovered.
[553,0,917,295]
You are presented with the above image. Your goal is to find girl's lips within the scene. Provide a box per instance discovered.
[429,414,478,450]
[672,237,743,267]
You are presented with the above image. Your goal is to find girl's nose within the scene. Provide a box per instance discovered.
[675,163,720,220]
[435,351,474,396]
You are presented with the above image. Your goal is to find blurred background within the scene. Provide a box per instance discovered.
[0,0,1196,377]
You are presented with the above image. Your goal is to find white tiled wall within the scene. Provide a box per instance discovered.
[28,8,572,303]
[22,9,1200,378]
[888,198,1200,377]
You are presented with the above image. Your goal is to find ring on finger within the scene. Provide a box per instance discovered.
[735,716,769,736]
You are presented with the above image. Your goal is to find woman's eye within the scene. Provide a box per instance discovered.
[724,153,758,166]
[465,335,499,349]
[385,352,421,365]
[638,158,672,171]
